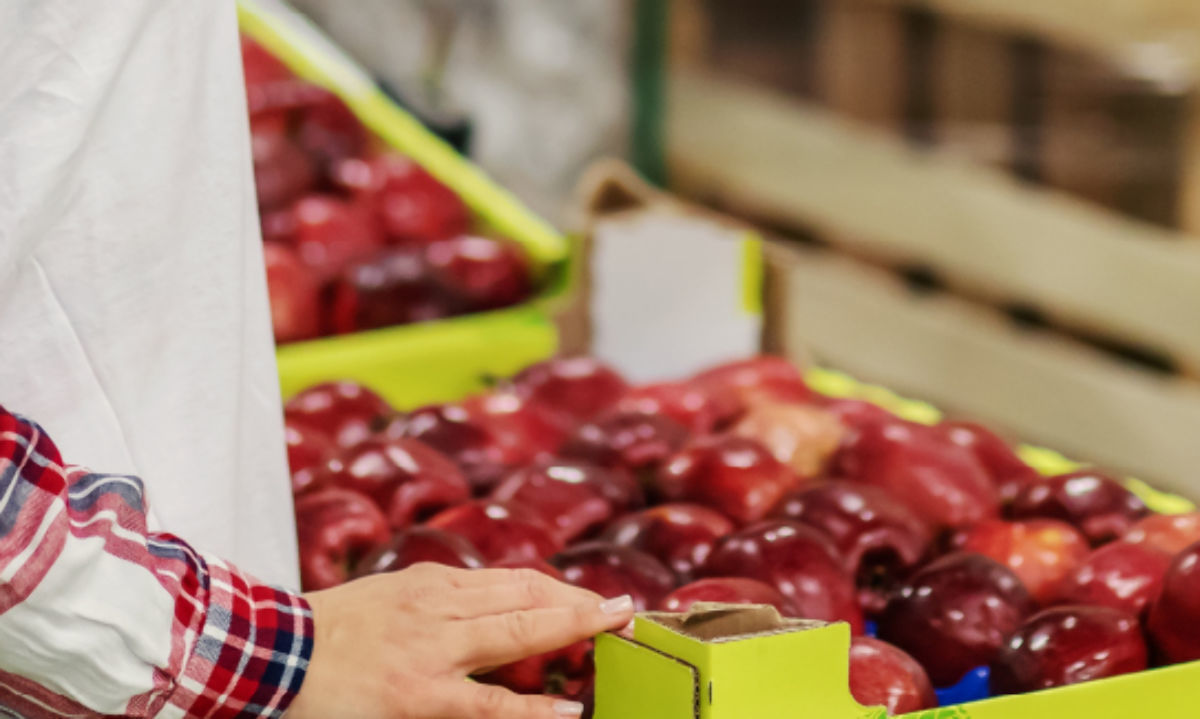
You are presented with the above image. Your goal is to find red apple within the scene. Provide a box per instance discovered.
[656,434,800,525]
[1055,540,1172,616]
[600,503,736,583]
[240,37,329,117]
[315,437,470,529]
[263,242,322,344]
[1009,470,1149,544]
[935,420,1040,503]
[877,552,1035,687]
[288,194,386,280]
[491,459,643,545]
[328,249,450,333]
[425,235,532,312]
[425,500,559,566]
[990,605,1147,694]
[294,488,390,590]
[701,520,864,632]
[560,410,689,475]
[353,526,486,576]
[834,419,999,528]
[1146,541,1200,663]
[692,356,812,405]
[284,381,393,450]
[954,519,1090,604]
[817,397,899,431]
[731,402,845,478]
[550,542,677,611]
[251,130,317,211]
[388,403,511,492]
[1122,512,1200,556]
[295,93,367,173]
[658,578,793,616]
[614,381,743,434]
[848,637,937,716]
[460,391,569,470]
[361,154,471,245]
[284,419,337,494]
[772,481,931,614]
[510,357,629,426]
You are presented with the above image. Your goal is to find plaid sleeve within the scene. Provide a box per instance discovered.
[0,405,313,718]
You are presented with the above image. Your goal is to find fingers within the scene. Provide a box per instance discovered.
[442,682,586,719]
[440,573,603,620]
[458,594,635,670]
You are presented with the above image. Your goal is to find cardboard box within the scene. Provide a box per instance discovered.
[238,0,570,409]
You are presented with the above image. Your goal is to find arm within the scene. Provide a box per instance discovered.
[0,406,312,718]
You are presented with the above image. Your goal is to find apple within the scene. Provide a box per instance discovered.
[877,552,1035,687]
[510,356,629,426]
[772,481,931,614]
[288,194,385,280]
[425,500,560,566]
[1009,470,1149,544]
[614,381,743,434]
[353,526,486,576]
[240,37,329,117]
[251,129,317,211]
[560,410,689,475]
[328,249,450,333]
[284,418,337,495]
[284,381,393,450]
[990,605,1147,694]
[1122,512,1200,556]
[657,577,794,616]
[294,488,390,590]
[834,419,999,528]
[315,437,471,529]
[656,434,801,525]
[366,154,471,245]
[551,542,677,611]
[1055,540,1172,616]
[262,242,322,344]
[700,520,864,632]
[424,235,532,312]
[692,356,812,405]
[600,503,736,583]
[1146,540,1200,663]
[388,403,511,493]
[491,459,642,545]
[848,637,937,715]
[730,402,845,478]
[935,420,1040,503]
[816,397,898,432]
[953,519,1090,604]
[460,391,569,470]
[295,93,367,174]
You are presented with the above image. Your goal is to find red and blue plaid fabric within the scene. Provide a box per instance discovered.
[0,406,313,718]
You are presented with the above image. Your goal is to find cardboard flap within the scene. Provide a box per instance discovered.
[644,603,827,643]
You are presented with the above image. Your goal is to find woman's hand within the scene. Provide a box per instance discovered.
[288,563,635,718]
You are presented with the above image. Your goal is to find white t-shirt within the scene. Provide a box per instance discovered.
[0,0,299,588]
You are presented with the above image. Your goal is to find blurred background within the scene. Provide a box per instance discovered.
[271,0,1200,496]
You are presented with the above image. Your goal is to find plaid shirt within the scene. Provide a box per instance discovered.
[0,406,313,718]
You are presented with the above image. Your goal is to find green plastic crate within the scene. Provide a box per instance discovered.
[238,0,571,410]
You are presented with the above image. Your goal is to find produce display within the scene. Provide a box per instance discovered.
[283,355,1200,716]
[241,37,535,344]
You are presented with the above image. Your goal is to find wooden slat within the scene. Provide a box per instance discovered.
[858,0,1200,81]
[666,71,1200,371]
[764,242,1200,498]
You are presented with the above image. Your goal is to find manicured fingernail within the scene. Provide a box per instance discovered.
[600,594,634,615]
[554,699,585,717]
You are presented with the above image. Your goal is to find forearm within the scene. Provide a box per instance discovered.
[0,407,312,718]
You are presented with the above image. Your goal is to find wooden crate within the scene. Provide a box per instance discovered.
[672,0,1200,231]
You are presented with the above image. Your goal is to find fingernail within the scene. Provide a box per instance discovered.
[599,594,634,615]
[554,699,585,717]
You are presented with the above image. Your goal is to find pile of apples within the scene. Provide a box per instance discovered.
[284,355,1200,716]
[241,37,535,344]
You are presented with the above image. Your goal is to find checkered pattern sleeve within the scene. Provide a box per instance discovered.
[0,406,314,718]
